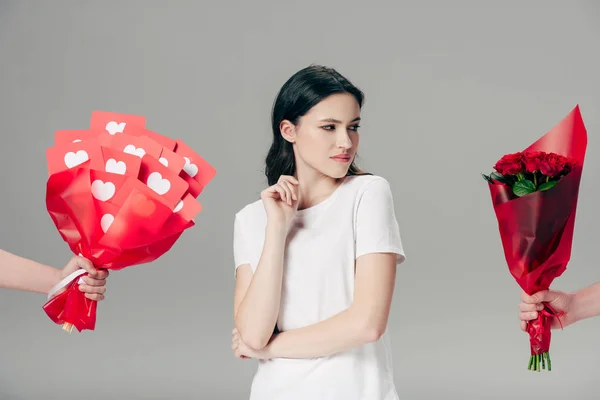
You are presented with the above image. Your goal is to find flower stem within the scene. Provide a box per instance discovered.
[528,352,552,371]
[534,172,538,188]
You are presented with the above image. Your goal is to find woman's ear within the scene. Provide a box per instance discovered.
[280,120,296,144]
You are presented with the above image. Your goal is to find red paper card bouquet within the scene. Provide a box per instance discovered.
[482,106,587,371]
[43,111,216,333]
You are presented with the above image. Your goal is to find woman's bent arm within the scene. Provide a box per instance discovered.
[261,253,397,359]
[234,222,288,350]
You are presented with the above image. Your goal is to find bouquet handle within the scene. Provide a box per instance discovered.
[47,268,87,300]
[44,268,93,333]
[526,303,565,371]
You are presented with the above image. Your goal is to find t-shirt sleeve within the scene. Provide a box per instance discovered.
[354,177,406,264]
[233,212,253,276]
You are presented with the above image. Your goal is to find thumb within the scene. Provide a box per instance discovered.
[73,256,97,277]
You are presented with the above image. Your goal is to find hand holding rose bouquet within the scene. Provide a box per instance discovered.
[482,106,587,371]
[43,111,216,333]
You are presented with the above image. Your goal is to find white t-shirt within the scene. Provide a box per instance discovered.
[233,174,406,400]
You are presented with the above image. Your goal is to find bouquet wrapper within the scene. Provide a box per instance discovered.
[42,111,215,332]
[487,106,587,369]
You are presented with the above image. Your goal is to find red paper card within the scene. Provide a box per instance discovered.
[173,193,203,222]
[100,147,142,178]
[54,130,99,146]
[107,178,173,236]
[174,140,216,197]
[46,140,104,176]
[110,178,152,208]
[89,169,128,208]
[139,155,189,209]
[158,147,186,175]
[100,187,173,249]
[110,135,163,160]
[95,132,116,147]
[95,199,122,240]
[90,111,146,136]
[137,130,177,151]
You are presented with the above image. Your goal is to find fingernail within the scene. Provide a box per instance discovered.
[79,285,85,291]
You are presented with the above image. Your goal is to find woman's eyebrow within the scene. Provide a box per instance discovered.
[319,117,361,123]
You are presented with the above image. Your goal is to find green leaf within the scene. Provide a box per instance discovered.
[481,173,493,183]
[513,180,536,197]
[490,172,512,185]
[538,181,558,191]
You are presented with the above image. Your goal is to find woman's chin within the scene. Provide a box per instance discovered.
[325,166,350,179]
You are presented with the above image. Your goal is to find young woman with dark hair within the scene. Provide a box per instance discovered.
[232,65,405,400]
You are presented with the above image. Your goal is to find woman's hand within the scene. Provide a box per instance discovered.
[57,255,109,301]
[261,175,300,231]
[232,327,273,360]
[519,289,576,331]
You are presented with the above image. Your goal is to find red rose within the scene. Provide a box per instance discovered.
[540,153,566,177]
[522,151,545,173]
[493,152,523,176]
[562,158,578,175]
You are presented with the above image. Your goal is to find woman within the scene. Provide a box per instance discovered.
[0,249,108,299]
[518,283,600,330]
[231,65,405,400]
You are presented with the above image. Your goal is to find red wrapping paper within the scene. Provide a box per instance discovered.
[42,111,216,332]
[484,105,587,370]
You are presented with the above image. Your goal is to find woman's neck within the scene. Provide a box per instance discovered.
[294,164,344,210]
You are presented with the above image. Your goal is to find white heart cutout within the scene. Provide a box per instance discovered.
[105,158,127,175]
[106,121,126,135]
[147,172,171,195]
[64,150,89,168]
[174,200,184,213]
[159,157,169,167]
[100,214,114,233]
[183,156,198,177]
[91,180,116,201]
[124,144,146,158]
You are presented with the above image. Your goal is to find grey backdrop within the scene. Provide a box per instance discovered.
[1,1,599,399]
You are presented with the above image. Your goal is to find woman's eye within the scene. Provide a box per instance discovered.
[320,124,360,131]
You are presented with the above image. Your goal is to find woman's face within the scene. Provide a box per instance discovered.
[283,93,361,179]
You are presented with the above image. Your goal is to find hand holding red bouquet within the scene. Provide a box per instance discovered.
[483,106,587,371]
[43,111,216,333]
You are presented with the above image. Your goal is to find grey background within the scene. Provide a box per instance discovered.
[0,1,598,399]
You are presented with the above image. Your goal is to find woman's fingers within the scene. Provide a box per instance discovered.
[79,284,106,295]
[261,175,299,207]
[84,293,105,301]
[279,175,298,185]
[519,302,543,312]
[279,181,295,205]
[520,311,538,321]
[278,176,298,205]
[271,184,288,203]
[82,276,106,287]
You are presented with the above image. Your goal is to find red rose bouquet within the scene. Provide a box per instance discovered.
[43,111,216,332]
[482,106,587,371]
